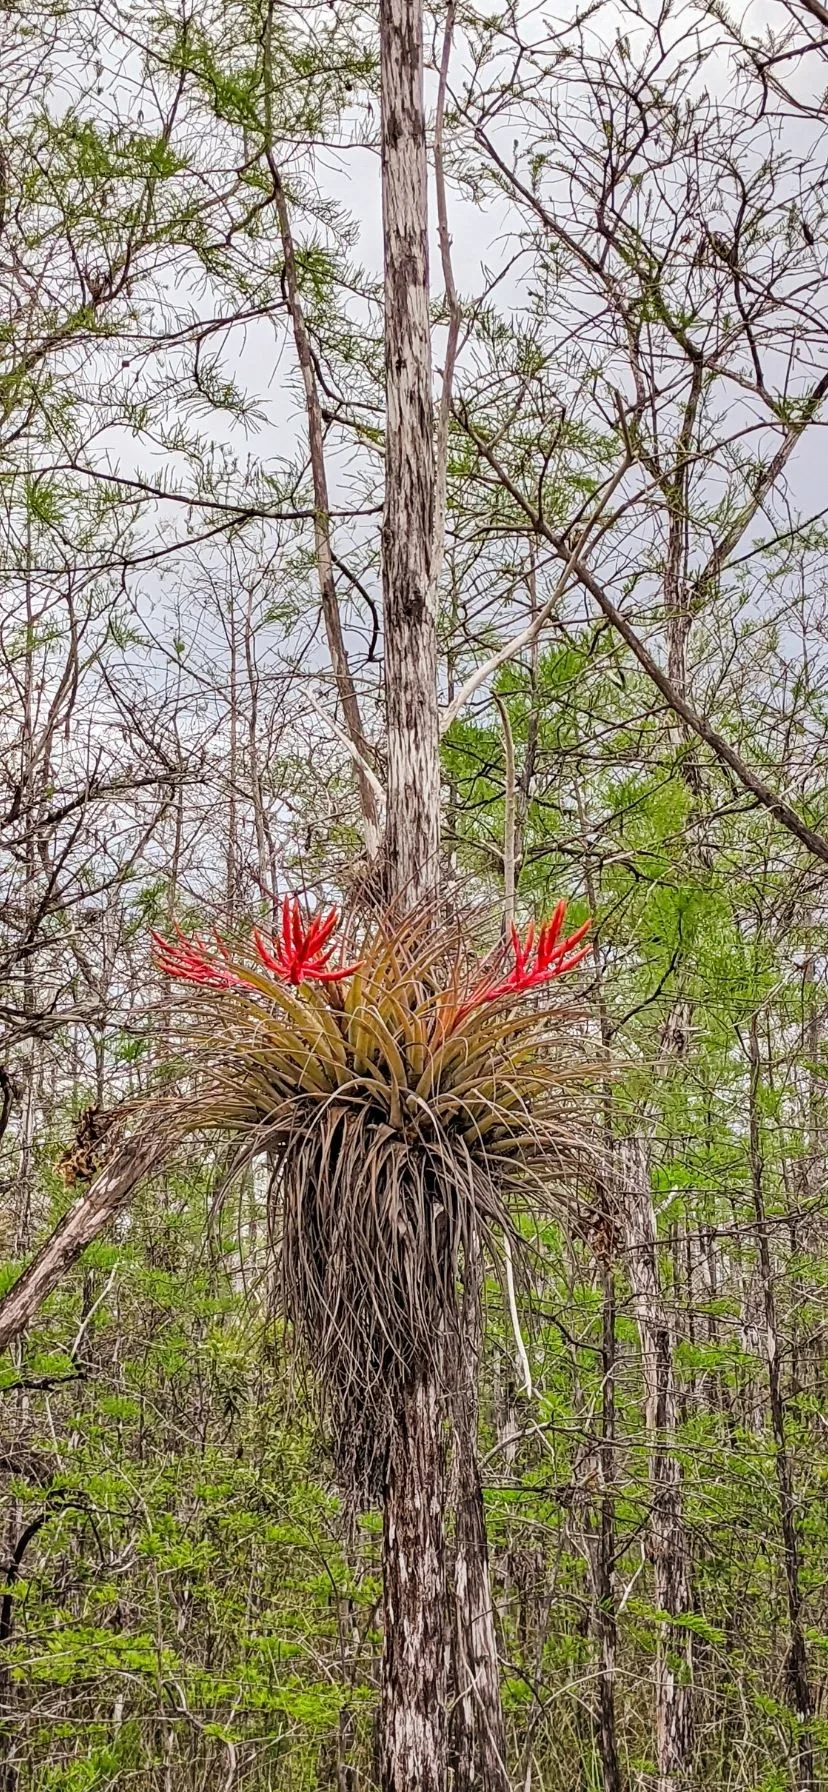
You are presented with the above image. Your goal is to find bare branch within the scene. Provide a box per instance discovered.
[440,455,631,734]
[461,415,828,870]
[304,688,387,810]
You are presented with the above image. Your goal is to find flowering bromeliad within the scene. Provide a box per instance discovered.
[151,895,590,1012]
[452,901,591,1027]
[150,924,245,991]
[151,897,360,992]
[253,897,361,985]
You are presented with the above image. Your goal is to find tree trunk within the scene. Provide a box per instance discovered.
[377,3,509,1781]
[377,1,447,1784]
[450,1293,509,1792]
[747,1019,814,1792]
[260,0,381,859]
[381,1372,447,1792]
[577,801,623,1792]
[0,1130,169,1356]
[380,0,439,908]
[583,1256,623,1792]
[620,1137,693,1792]
[0,1513,46,1792]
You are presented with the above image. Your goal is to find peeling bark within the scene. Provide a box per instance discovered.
[380,0,439,905]
[380,1372,447,1792]
[377,0,448,1783]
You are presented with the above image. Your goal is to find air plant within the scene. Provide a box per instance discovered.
[153,898,595,1499]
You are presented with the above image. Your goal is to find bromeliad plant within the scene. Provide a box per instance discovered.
[153,897,594,1496]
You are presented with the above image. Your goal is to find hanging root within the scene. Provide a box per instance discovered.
[276,1101,505,1502]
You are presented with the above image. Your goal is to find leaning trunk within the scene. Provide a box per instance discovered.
[0,1129,169,1356]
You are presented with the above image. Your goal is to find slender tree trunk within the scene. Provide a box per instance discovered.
[583,1256,623,1792]
[450,1286,509,1792]
[261,0,381,859]
[225,576,238,928]
[0,1130,169,1356]
[380,0,439,908]
[747,1019,814,1792]
[0,1513,45,1792]
[621,1137,693,1792]
[576,792,623,1792]
[376,3,447,1786]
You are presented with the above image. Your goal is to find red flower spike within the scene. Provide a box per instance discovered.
[536,900,566,969]
[150,926,245,991]
[152,899,362,995]
[253,900,361,986]
[452,903,591,1026]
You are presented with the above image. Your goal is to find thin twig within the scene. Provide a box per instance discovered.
[440,454,631,734]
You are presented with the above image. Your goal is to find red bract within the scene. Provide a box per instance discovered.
[150,924,245,991]
[252,896,361,985]
[153,900,362,993]
[453,901,591,1025]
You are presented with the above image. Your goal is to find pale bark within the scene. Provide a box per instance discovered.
[450,1285,509,1792]
[494,695,516,931]
[620,1137,693,1792]
[380,0,439,905]
[225,577,239,928]
[0,1130,169,1356]
[430,0,461,609]
[243,584,280,919]
[582,1256,623,1792]
[451,1431,509,1792]
[747,1019,815,1792]
[380,1373,447,1792]
[376,0,447,1783]
[377,3,509,1781]
[577,791,623,1792]
[444,706,512,1791]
